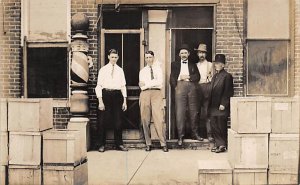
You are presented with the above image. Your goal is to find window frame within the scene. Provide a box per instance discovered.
[23,41,70,107]
[246,39,290,96]
[166,5,216,139]
[244,0,294,97]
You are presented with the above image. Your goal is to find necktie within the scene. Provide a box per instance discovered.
[150,66,154,80]
[111,64,114,78]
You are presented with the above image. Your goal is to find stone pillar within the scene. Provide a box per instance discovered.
[69,13,92,150]
[148,10,168,139]
[148,10,168,97]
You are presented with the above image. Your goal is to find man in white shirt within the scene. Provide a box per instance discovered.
[139,51,168,152]
[195,43,214,142]
[95,49,128,152]
[170,44,202,146]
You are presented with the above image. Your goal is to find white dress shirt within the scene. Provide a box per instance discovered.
[139,65,163,91]
[196,59,213,84]
[178,60,190,81]
[95,63,127,98]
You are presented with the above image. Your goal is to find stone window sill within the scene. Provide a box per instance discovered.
[53,99,70,108]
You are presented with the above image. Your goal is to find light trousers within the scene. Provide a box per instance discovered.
[139,90,166,147]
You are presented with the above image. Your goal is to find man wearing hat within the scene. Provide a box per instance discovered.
[195,43,214,142]
[209,54,233,153]
[170,44,202,146]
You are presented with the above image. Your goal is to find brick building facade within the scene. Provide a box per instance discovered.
[1,0,299,148]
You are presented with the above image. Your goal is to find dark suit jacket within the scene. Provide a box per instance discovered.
[208,69,233,116]
[169,60,200,88]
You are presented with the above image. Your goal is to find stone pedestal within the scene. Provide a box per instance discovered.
[68,118,90,151]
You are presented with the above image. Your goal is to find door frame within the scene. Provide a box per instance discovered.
[99,28,145,139]
[100,28,145,101]
[100,29,144,70]
[167,28,216,139]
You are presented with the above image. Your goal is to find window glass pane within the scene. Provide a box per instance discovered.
[247,40,288,95]
[168,7,214,28]
[173,29,213,62]
[123,34,140,86]
[103,11,142,29]
[28,48,68,98]
[247,0,289,39]
[104,34,123,66]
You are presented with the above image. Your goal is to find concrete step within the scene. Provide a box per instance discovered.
[92,139,214,150]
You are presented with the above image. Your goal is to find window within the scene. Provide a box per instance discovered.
[27,48,68,98]
[168,7,214,62]
[247,40,288,95]
[246,0,291,96]
[103,10,142,29]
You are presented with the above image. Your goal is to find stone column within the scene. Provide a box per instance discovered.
[148,10,168,139]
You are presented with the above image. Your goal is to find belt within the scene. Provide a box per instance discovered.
[143,88,161,91]
[103,88,120,92]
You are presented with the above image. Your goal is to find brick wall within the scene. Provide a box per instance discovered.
[0,0,22,98]
[295,0,300,95]
[216,0,244,97]
[71,0,99,146]
[53,107,71,129]
[1,0,298,147]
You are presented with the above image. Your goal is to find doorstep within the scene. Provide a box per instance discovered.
[92,139,214,150]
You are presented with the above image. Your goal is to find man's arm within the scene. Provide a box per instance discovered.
[120,70,127,111]
[95,69,105,110]
[220,73,234,109]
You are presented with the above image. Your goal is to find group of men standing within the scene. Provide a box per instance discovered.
[170,43,234,153]
[95,43,233,154]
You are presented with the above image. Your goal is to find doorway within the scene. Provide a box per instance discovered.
[100,29,144,139]
[166,6,215,139]
[169,29,214,139]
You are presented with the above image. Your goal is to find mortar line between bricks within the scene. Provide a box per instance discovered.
[126,152,151,185]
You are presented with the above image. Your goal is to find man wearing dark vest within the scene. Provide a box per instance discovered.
[170,44,203,146]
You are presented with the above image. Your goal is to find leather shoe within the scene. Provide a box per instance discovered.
[211,146,218,152]
[162,146,169,152]
[116,145,128,151]
[208,136,215,142]
[215,146,226,153]
[98,146,105,153]
[178,137,183,146]
[192,135,204,141]
[145,145,151,152]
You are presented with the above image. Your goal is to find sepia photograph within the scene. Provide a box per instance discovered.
[0,0,299,184]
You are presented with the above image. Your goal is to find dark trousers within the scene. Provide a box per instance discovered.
[197,83,212,137]
[210,115,228,147]
[98,90,123,146]
[175,81,199,138]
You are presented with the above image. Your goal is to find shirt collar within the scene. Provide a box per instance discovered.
[199,59,207,64]
[181,60,188,64]
[108,62,116,67]
[147,64,154,68]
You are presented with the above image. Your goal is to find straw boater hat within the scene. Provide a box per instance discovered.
[194,44,207,52]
